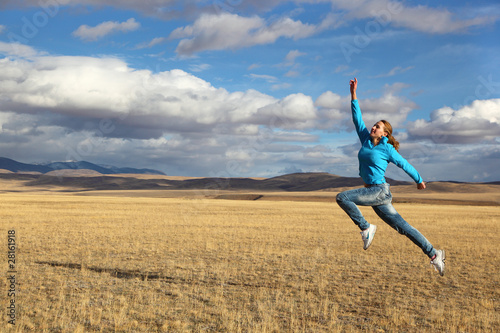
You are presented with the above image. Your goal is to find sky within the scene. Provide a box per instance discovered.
[0,0,499,182]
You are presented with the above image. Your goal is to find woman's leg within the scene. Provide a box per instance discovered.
[336,184,391,231]
[372,203,436,258]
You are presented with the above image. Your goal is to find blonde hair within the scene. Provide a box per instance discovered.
[380,120,400,151]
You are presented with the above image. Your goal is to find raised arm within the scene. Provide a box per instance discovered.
[350,77,357,100]
[350,78,369,142]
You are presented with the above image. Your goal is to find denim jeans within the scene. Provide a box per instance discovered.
[336,183,436,258]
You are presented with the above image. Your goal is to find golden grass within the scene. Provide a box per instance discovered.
[1,193,499,332]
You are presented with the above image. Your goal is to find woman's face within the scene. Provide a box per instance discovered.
[370,121,387,139]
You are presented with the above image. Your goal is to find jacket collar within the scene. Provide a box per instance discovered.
[368,135,388,147]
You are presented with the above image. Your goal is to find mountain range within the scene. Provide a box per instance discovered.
[0,156,412,191]
[1,172,408,192]
[1,156,498,194]
[0,157,165,175]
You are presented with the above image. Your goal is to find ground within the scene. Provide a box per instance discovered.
[0,177,499,332]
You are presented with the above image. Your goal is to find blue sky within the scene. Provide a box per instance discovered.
[0,0,499,181]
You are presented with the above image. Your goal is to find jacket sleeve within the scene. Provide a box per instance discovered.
[387,146,424,184]
[351,99,370,143]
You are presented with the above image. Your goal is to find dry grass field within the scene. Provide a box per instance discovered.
[1,187,499,332]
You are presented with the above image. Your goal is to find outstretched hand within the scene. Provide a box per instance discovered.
[417,182,426,190]
[350,77,357,100]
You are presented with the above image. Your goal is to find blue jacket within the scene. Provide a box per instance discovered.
[352,99,423,185]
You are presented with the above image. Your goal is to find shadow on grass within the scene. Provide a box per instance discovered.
[35,260,170,281]
[35,261,281,289]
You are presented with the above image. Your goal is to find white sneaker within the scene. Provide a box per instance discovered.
[360,224,377,250]
[430,249,446,276]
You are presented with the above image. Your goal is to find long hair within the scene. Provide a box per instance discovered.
[380,120,400,151]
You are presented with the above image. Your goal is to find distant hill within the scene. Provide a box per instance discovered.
[0,166,498,198]
[0,157,52,174]
[0,157,165,175]
[44,169,103,177]
[23,174,168,190]
[155,173,411,192]
[1,157,497,194]
[9,171,412,192]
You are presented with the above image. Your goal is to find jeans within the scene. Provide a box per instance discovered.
[336,183,436,258]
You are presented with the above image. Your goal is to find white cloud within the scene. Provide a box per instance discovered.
[330,0,498,34]
[254,93,317,129]
[284,49,306,66]
[73,18,140,41]
[0,42,41,58]
[388,3,497,34]
[189,63,211,72]
[271,82,292,91]
[248,63,261,70]
[370,66,414,78]
[407,99,500,143]
[2,0,498,35]
[248,74,279,83]
[0,0,195,19]
[272,130,319,143]
[136,37,167,49]
[314,91,349,131]
[169,12,319,55]
[315,91,343,109]
[284,71,299,78]
[0,43,327,140]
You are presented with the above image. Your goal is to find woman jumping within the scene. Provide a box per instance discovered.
[336,78,445,276]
